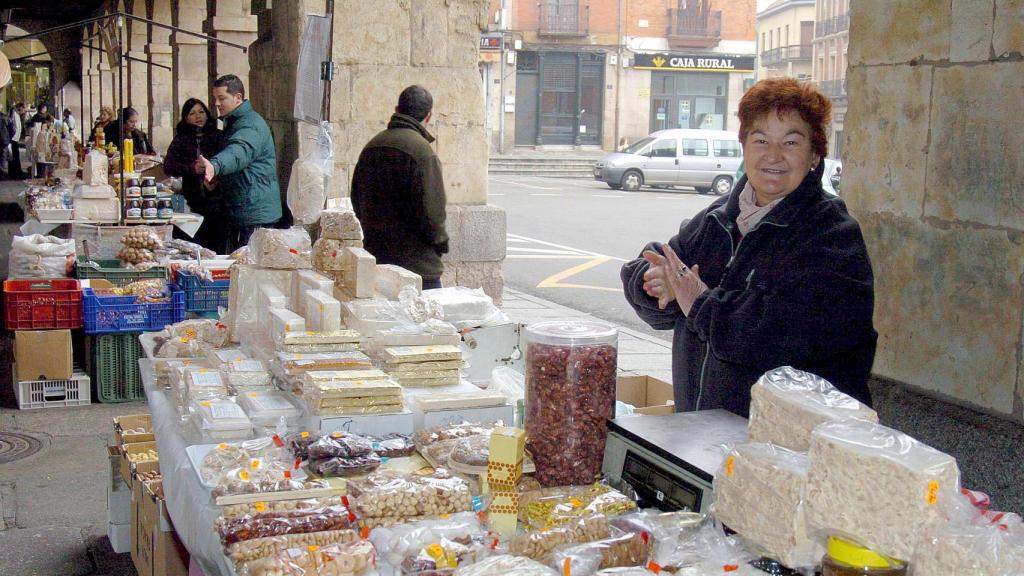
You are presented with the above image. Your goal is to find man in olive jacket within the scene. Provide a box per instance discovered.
[351,85,449,289]
[198,74,281,251]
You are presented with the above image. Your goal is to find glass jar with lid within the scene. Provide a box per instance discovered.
[822,536,908,576]
[524,320,618,486]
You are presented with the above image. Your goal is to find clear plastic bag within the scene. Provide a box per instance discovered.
[306,432,375,460]
[192,396,252,440]
[520,484,637,530]
[236,390,303,428]
[369,512,488,575]
[371,434,416,459]
[489,367,525,403]
[319,208,364,241]
[287,121,333,226]
[347,470,474,519]
[228,528,358,566]
[147,318,231,358]
[552,532,649,575]
[509,514,612,561]
[240,539,374,576]
[218,505,356,546]
[453,555,558,576]
[414,422,502,452]
[748,366,879,452]
[711,443,822,569]
[804,419,961,561]
[9,234,76,278]
[310,453,382,477]
[449,434,492,468]
[249,227,313,269]
[421,287,509,329]
[200,436,294,484]
[655,520,754,574]
[221,496,346,521]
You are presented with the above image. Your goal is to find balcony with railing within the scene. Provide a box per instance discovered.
[760,44,813,66]
[817,78,847,100]
[538,2,589,37]
[815,13,850,37]
[666,8,722,48]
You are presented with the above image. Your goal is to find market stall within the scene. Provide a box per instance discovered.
[94,208,1024,576]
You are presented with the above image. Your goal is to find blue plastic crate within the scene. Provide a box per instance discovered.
[175,270,230,312]
[82,285,186,334]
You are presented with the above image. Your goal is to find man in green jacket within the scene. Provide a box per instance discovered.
[351,85,449,289]
[198,74,281,251]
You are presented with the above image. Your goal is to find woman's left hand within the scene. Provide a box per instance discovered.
[662,243,708,316]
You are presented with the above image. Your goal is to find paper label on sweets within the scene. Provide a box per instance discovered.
[239,470,250,481]
[191,372,223,387]
[250,459,262,470]
[215,349,247,362]
[217,443,228,450]
[232,360,264,372]
[301,431,310,438]
[927,480,939,505]
[210,402,246,420]
[725,455,735,477]
[252,395,295,412]
[254,502,266,513]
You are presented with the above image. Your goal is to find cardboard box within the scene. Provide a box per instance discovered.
[138,480,188,576]
[108,521,131,554]
[121,441,158,487]
[487,427,525,492]
[488,491,520,536]
[114,414,155,445]
[131,479,144,570]
[14,330,73,381]
[616,375,675,416]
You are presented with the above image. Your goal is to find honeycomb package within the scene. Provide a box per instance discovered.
[748,366,878,452]
[712,443,823,568]
[805,420,960,560]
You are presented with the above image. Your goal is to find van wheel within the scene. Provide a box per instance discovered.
[607,182,622,190]
[621,170,643,191]
[712,175,734,196]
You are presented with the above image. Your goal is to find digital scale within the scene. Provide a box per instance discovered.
[602,410,748,513]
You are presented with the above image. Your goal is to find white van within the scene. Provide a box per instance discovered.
[594,129,743,195]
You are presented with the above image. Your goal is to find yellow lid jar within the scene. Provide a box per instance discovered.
[821,536,908,576]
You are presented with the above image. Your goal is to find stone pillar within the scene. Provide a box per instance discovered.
[204,0,257,96]
[126,0,150,134]
[844,1,1024,421]
[171,0,209,109]
[147,0,175,151]
[249,0,505,301]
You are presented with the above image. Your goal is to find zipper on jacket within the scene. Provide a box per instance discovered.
[694,213,787,410]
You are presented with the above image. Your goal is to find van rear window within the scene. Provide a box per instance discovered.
[714,140,741,158]
[682,139,709,156]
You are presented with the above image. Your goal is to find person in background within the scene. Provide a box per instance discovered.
[196,74,282,251]
[621,77,877,417]
[62,109,76,133]
[104,107,154,155]
[33,115,59,175]
[8,103,26,178]
[0,109,11,179]
[164,98,227,253]
[27,103,48,129]
[350,85,449,290]
[92,105,114,136]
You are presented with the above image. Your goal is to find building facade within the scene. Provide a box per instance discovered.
[481,0,757,153]
[755,0,815,81]
[813,0,848,159]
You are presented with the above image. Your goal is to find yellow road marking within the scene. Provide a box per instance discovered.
[506,255,594,260]
[536,256,623,293]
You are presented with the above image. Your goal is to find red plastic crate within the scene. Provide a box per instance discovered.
[4,278,83,330]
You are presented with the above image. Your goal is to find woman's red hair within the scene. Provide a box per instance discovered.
[738,78,832,158]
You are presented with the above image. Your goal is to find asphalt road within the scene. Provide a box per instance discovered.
[489,175,719,340]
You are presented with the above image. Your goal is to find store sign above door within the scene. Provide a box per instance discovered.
[633,53,755,72]
[480,34,503,51]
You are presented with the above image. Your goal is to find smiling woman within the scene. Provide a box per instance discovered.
[621,77,878,418]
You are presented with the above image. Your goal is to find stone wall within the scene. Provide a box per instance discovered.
[250,0,507,302]
[844,0,1024,421]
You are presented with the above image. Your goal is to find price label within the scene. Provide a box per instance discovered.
[250,458,262,470]
[239,470,250,481]
[725,455,735,477]
[300,431,310,438]
[927,480,940,505]
[254,502,266,513]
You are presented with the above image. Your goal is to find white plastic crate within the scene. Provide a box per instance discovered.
[13,364,91,409]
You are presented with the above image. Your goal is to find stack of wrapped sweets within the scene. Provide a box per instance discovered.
[346,469,474,529]
[301,288,342,332]
[274,350,373,377]
[236,389,303,430]
[279,330,362,353]
[804,419,961,561]
[191,396,253,440]
[302,370,404,416]
[747,365,878,451]
[711,443,823,569]
[912,489,1024,575]
[220,358,273,392]
[381,345,464,387]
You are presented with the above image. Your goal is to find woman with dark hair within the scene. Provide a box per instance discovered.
[622,77,877,417]
[104,107,153,154]
[163,98,227,252]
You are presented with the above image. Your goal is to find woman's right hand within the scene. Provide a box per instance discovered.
[642,248,677,310]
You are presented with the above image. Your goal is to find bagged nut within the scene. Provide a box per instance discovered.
[347,470,474,519]
[221,496,345,521]
[552,532,649,573]
[520,484,637,530]
[509,514,611,561]
[229,528,358,565]
[524,321,618,486]
[218,506,356,546]
[453,555,559,576]
[241,539,375,576]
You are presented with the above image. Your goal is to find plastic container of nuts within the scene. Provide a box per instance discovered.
[524,320,618,486]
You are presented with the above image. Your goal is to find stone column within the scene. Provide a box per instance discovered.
[171,0,209,108]
[126,0,150,134]
[204,0,257,94]
[146,0,175,151]
[249,0,505,302]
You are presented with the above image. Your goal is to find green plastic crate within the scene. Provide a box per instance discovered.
[75,257,168,287]
[86,333,145,403]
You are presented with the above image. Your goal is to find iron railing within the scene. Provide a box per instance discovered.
[539,2,589,37]
[666,8,722,47]
[760,44,813,66]
[815,13,850,37]
[818,78,847,99]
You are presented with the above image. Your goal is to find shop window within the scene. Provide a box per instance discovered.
[517,51,539,71]
[713,140,741,157]
[650,139,678,158]
[682,138,708,156]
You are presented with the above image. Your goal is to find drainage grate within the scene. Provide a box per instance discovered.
[0,432,44,464]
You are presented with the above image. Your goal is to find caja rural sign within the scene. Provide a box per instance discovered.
[633,53,755,72]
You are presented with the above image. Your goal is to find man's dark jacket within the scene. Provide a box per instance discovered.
[351,113,448,281]
[621,162,877,417]
[209,100,281,227]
